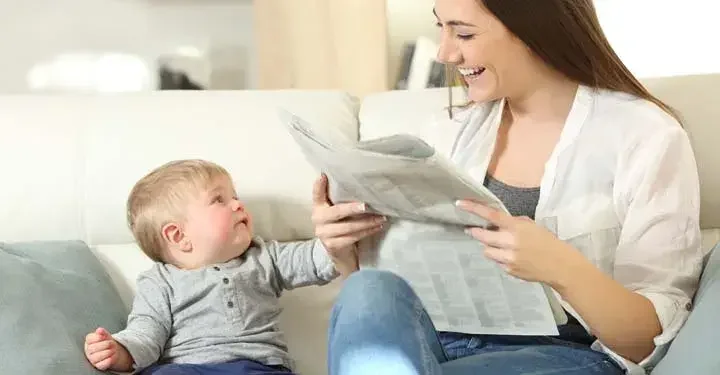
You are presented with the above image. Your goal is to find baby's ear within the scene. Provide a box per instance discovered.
[162,222,192,252]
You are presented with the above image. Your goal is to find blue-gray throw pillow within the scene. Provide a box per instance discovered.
[0,241,128,374]
[651,243,720,375]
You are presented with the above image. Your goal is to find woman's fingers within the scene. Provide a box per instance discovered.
[316,215,386,238]
[484,246,515,266]
[311,174,386,251]
[312,173,371,223]
[456,200,514,229]
[312,174,332,207]
[323,225,385,250]
[465,227,515,249]
[312,202,369,224]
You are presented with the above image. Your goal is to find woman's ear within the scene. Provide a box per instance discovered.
[161,222,192,253]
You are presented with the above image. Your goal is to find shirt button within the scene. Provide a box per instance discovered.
[685,302,693,311]
[213,266,220,271]
[227,301,234,308]
[223,278,229,284]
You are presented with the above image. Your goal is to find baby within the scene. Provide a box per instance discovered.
[83,159,362,375]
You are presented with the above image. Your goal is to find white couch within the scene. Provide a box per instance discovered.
[1,73,719,375]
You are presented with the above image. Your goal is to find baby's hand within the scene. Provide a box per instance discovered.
[84,327,133,372]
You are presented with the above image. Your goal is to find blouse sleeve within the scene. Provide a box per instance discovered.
[608,123,705,368]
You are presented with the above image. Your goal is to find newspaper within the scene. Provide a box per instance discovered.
[279,109,567,336]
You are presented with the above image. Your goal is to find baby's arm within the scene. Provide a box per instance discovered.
[84,269,172,371]
[84,327,133,372]
[266,238,339,290]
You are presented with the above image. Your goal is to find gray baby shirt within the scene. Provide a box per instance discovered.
[112,236,337,371]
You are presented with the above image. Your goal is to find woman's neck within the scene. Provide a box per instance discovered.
[504,71,579,128]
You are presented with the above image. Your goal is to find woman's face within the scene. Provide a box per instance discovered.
[434,0,536,103]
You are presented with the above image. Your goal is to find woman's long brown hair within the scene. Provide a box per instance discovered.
[447,0,680,122]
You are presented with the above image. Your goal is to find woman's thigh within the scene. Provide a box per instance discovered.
[328,269,448,375]
[329,270,623,375]
[440,341,624,375]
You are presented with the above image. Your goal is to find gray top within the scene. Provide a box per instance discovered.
[484,174,594,336]
[112,237,337,371]
[484,174,540,219]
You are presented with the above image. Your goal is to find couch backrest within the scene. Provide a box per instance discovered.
[642,74,720,229]
[0,91,359,244]
[1,73,718,247]
[360,73,720,230]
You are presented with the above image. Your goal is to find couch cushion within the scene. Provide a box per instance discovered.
[0,99,85,242]
[359,86,467,141]
[701,228,720,256]
[0,90,359,245]
[651,241,720,375]
[0,241,128,375]
[81,91,359,245]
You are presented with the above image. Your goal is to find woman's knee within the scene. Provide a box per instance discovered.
[335,269,416,311]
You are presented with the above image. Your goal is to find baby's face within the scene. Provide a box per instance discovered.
[181,177,254,268]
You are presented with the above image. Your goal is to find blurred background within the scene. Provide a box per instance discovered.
[0,0,717,98]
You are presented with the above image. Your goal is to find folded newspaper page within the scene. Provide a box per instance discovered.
[279,109,567,335]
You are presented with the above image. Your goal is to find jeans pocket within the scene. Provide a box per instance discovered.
[438,332,479,360]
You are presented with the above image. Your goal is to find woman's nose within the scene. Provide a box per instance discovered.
[436,34,461,65]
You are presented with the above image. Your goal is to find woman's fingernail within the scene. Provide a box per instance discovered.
[455,200,464,207]
[356,203,366,212]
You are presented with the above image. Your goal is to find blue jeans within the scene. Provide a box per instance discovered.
[328,269,625,375]
[139,359,294,375]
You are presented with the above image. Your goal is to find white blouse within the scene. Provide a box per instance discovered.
[424,85,705,375]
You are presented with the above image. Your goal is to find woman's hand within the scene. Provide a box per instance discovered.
[312,174,386,275]
[458,199,662,362]
[456,199,588,290]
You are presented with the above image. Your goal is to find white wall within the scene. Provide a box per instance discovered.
[594,0,719,78]
[0,0,255,93]
[386,0,436,86]
[387,0,720,84]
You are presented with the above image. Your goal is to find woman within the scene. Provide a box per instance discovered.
[312,0,704,374]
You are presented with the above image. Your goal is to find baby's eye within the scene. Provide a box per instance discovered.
[212,195,224,204]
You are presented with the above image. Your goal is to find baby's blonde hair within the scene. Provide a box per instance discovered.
[126,159,231,262]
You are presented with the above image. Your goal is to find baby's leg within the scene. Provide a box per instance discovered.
[138,360,295,375]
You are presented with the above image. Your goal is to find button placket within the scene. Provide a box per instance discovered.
[216,267,240,321]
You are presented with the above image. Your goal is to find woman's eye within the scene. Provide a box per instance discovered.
[457,34,475,40]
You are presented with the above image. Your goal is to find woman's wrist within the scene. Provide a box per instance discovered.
[547,242,594,294]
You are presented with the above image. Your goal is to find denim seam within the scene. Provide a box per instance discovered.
[466,336,481,350]
[525,359,619,375]
[413,298,449,369]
